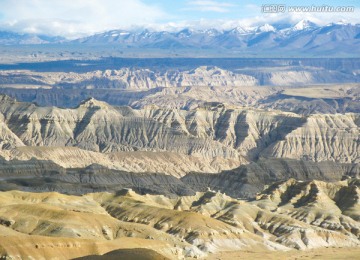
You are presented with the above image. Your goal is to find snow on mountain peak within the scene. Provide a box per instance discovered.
[257,24,276,32]
[335,20,350,25]
[293,20,317,31]
[326,20,350,27]
[231,26,248,34]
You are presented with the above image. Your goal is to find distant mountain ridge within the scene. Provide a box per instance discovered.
[1,20,359,55]
[73,21,360,50]
[0,31,65,45]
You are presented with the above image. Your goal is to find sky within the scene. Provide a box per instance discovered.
[0,0,359,38]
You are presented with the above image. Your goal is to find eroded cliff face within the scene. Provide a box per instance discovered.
[3,84,358,115]
[0,179,359,259]
[142,106,360,163]
[266,113,360,163]
[1,63,359,91]
[1,147,242,177]
[0,66,258,90]
[0,95,359,166]
[1,66,359,115]
[0,96,240,161]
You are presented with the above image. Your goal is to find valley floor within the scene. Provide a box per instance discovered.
[206,247,360,260]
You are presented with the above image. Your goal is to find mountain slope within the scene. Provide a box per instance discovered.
[0,179,359,259]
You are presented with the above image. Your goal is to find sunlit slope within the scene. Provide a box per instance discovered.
[0,179,359,259]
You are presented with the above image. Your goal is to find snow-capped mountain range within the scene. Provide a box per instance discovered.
[1,20,359,54]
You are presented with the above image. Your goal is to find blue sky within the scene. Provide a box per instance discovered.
[0,0,359,38]
[142,0,360,21]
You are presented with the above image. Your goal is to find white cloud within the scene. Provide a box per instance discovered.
[185,0,235,13]
[0,0,167,38]
[0,1,359,38]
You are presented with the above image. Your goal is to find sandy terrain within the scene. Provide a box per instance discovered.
[206,247,360,260]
